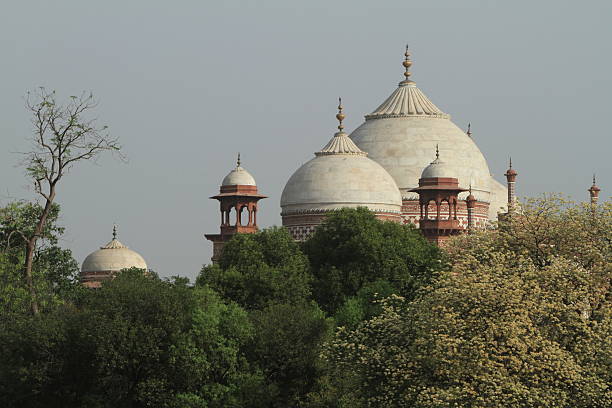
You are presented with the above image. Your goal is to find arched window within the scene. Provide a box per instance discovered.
[427,199,437,219]
[440,199,451,220]
[239,206,249,226]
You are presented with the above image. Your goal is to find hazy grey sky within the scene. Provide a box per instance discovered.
[1,0,610,281]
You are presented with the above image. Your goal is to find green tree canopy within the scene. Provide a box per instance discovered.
[321,257,610,407]
[302,207,443,314]
[197,228,333,407]
[197,227,313,310]
[318,198,611,408]
[0,269,262,407]
[0,201,82,316]
[247,302,334,408]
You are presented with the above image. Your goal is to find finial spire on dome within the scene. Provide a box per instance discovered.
[237,152,241,167]
[101,224,127,249]
[593,173,597,185]
[402,44,414,84]
[435,144,440,160]
[336,97,345,132]
[316,99,366,156]
[467,123,472,138]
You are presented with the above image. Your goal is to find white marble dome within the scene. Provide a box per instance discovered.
[349,64,507,219]
[421,150,454,179]
[81,235,147,273]
[222,166,256,186]
[281,128,402,216]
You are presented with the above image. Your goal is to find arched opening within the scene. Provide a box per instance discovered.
[427,199,437,219]
[440,200,451,220]
[227,206,237,226]
[239,206,249,226]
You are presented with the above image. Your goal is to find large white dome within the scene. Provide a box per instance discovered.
[349,71,507,219]
[281,129,402,216]
[81,237,147,273]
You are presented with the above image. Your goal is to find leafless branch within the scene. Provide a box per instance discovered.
[18,87,123,314]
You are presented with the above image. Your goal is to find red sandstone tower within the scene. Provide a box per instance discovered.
[588,174,601,205]
[205,155,266,262]
[504,158,518,213]
[410,147,467,246]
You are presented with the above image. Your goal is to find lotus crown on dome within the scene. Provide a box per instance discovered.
[101,238,127,249]
[365,82,449,120]
[316,131,367,156]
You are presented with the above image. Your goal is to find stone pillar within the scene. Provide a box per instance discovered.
[589,175,600,205]
[466,192,476,233]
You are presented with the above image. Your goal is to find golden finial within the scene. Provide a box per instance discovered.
[593,173,596,185]
[336,97,345,132]
[237,153,241,167]
[509,156,513,169]
[435,144,440,159]
[402,44,413,82]
[112,224,117,240]
[467,123,472,138]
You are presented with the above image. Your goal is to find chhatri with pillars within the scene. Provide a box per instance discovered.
[205,154,267,262]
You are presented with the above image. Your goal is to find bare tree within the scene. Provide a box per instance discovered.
[21,87,121,314]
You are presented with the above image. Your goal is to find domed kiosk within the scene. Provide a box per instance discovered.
[205,155,267,262]
[281,100,402,240]
[409,146,469,246]
[81,226,147,288]
[349,47,507,228]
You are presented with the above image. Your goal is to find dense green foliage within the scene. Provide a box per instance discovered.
[1,201,609,407]
[317,198,612,407]
[0,201,83,316]
[0,269,262,407]
[198,227,312,310]
[303,207,443,313]
[197,226,334,407]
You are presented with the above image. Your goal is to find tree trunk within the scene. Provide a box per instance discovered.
[24,239,39,315]
[24,185,56,315]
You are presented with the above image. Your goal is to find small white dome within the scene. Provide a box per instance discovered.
[421,151,454,179]
[81,238,147,273]
[222,166,256,186]
[281,131,402,215]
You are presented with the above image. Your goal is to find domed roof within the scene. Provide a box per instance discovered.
[221,154,257,186]
[420,147,454,179]
[281,101,402,216]
[81,227,147,273]
[349,48,506,219]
